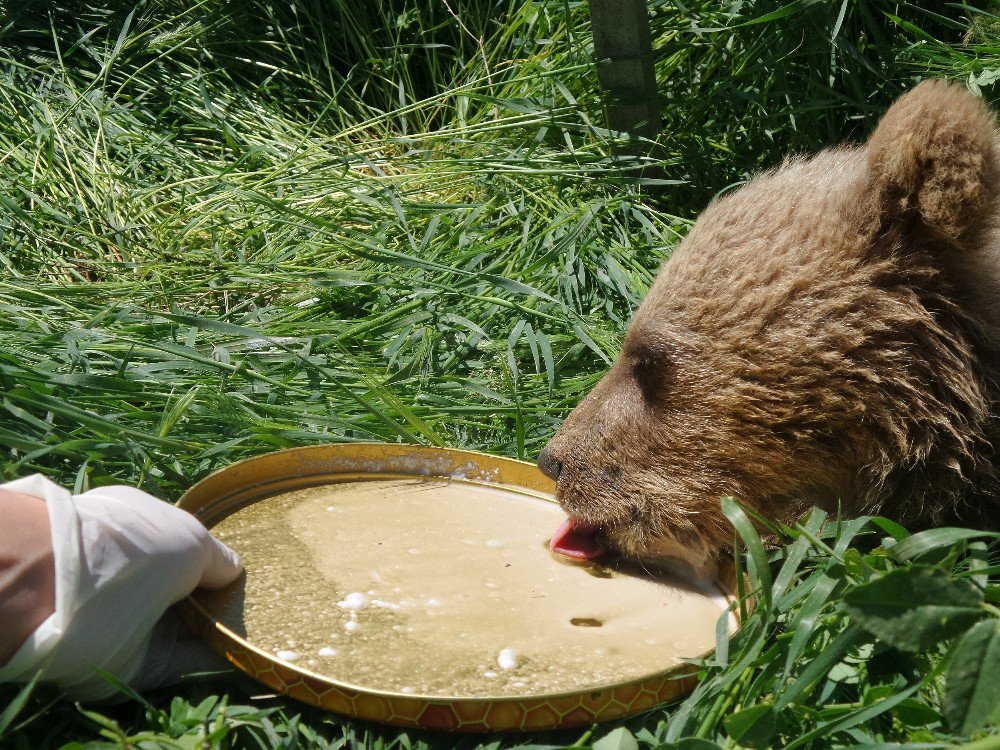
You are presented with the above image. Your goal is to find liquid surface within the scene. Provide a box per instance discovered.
[195,479,734,697]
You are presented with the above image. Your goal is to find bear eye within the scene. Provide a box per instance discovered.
[629,342,665,369]
[629,345,664,403]
[632,350,658,372]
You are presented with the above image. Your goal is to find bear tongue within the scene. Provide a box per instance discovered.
[550,518,608,560]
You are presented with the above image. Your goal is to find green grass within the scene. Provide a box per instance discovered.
[1,0,999,747]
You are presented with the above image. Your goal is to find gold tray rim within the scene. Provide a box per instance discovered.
[178,442,744,731]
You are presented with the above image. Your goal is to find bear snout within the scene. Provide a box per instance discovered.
[536,444,562,480]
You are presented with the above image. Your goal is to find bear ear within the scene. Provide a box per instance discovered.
[866,79,999,243]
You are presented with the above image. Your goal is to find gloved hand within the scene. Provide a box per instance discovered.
[0,474,243,701]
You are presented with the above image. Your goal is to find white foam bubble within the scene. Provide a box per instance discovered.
[338,592,370,611]
[276,650,299,662]
[497,648,518,670]
[344,620,360,633]
[318,647,338,657]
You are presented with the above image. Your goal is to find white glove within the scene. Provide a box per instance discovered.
[0,474,242,701]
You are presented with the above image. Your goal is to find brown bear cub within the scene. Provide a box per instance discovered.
[540,80,1000,580]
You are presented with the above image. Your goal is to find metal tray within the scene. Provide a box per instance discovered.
[177,443,741,732]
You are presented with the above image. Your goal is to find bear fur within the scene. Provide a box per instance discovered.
[539,80,1000,577]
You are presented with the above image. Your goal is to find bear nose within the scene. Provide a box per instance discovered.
[537,444,562,480]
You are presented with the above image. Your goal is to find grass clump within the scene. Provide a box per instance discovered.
[1,0,999,748]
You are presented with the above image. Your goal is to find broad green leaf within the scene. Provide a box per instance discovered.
[723,704,776,749]
[842,566,984,651]
[968,541,990,589]
[944,619,1000,735]
[891,698,941,727]
[593,727,639,750]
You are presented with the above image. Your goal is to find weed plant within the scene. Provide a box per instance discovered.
[1,0,999,747]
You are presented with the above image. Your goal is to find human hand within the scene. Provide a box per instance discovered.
[0,474,242,701]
